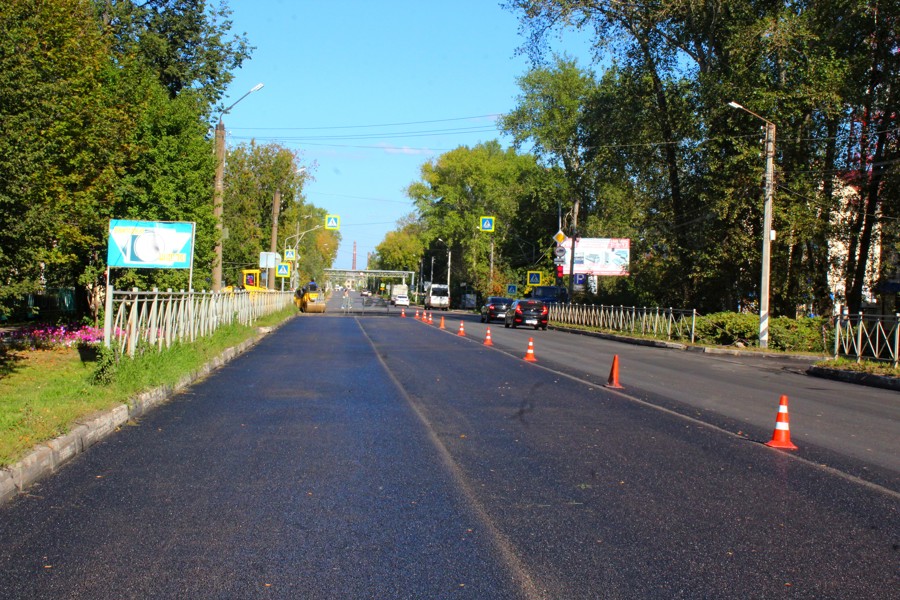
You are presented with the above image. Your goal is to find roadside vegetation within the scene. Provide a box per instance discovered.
[0,308,295,468]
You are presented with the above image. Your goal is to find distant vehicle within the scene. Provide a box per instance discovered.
[360,289,371,297]
[390,284,409,305]
[480,297,514,323]
[529,285,568,304]
[424,283,450,310]
[394,294,410,307]
[504,299,549,330]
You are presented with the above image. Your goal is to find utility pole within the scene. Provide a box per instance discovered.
[760,121,776,349]
[729,101,776,349]
[268,189,281,290]
[211,83,263,292]
[212,122,226,291]
[567,191,580,301]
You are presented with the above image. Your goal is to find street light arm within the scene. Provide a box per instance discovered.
[727,101,774,126]
[286,224,322,247]
[218,82,264,123]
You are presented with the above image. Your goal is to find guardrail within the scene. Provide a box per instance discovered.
[549,304,696,343]
[103,288,294,358]
[834,312,900,367]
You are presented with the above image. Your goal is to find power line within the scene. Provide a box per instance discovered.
[229,114,501,131]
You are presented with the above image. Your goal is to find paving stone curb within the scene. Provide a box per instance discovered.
[0,332,267,506]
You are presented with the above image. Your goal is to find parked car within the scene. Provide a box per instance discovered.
[504,299,549,330]
[480,296,514,323]
[394,294,410,307]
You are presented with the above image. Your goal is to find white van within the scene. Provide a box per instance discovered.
[424,284,450,310]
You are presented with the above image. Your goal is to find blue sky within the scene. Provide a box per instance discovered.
[221,0,593,269]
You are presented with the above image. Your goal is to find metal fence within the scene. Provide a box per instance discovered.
[834,311,899,367]
[549,304,697,343]
[103,288,294,358]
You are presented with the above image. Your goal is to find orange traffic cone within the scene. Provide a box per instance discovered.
[523,337,537,362]
[401,308,406,318]
[439,316,445,329]
[428,312,434,325]
[414,309,420,320]
[458,321,466,336]
[766,395,798,450]
[605,355,624,389]
[483,327,494,346]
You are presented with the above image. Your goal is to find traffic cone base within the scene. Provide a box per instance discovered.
[766,395,798,450]
[524,337,537,362]
[483,328,494,346]
[605,355,624,389]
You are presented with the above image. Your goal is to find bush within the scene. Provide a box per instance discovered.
[769,316,830,353]
[694,312,828,352]
[694,312,759,346]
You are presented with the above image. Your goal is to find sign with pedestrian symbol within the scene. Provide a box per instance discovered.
[325,215,340,230]
[276,263,291,278]
[480,216,495,232]
[284,248,295,260]
[527,271,542,286]
[506,283,517,295]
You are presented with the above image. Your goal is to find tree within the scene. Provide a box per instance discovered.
[0,0,132,318]
[407,142,551,298]
[499,56,598,298]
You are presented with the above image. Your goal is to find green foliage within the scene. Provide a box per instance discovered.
[694,313,761,347]
[0,0,254,317]
[694,312,829,353]
[91,345,118,385]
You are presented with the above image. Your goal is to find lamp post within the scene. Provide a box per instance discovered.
[438,238,451,304]
[728,101,776,349]
[212,82,264,292]
[285,223,322,289]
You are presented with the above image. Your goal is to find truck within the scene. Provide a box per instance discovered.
[424,283,450,310]
[389,283,409,305]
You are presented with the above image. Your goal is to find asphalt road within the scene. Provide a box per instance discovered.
[1,301,897,598]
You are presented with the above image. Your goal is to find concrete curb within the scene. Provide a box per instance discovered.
[807,366,900,392]
[0,333,266,506]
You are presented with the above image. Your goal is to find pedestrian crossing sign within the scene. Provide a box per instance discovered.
[527,271,542,285]
[276,263,291,278]
[506,284,517,295]
[480,216,495,232]
[284,248,295,260]
[325,215,340,230]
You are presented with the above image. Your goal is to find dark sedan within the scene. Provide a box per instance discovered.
[480,297,514,323]
[503,299,549,330]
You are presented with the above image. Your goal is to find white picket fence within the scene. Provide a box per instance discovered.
[103,288,294,358]
[834,311,900,367]
[549,304,696,343]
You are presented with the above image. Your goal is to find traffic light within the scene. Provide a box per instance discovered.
[556,264,564,278]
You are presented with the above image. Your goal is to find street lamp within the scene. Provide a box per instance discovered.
[437,238,451,302]
[212,82,264,291]
[285,222,322,289]
[728,101,776,349]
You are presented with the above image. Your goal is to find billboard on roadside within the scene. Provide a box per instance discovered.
[107,220,195,269]
[559,238,630,276]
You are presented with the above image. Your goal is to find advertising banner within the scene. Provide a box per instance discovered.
[107,220,194,269]
[559,238,630,276]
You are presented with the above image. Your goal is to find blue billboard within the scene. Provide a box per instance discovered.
[107,220,195,269]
